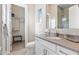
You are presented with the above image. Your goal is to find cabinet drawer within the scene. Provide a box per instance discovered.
[35,37,45,55]
[44,47,58,55]
[57,46,78,55]
[35,37,57,52]
[39,38,57,52]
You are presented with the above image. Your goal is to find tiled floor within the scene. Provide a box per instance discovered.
[12,41,25,52]
[10,43,35,55]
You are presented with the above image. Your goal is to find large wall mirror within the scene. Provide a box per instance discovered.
[46,4,79,29]
[57,4,79,29]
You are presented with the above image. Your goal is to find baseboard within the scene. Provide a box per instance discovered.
[26,41,35,47]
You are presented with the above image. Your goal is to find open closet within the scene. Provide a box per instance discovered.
[11,4,25,52]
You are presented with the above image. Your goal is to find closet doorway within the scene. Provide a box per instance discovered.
[11,4,25,52]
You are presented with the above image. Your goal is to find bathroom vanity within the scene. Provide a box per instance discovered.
[35,34,79,55]
[35,4,79,55]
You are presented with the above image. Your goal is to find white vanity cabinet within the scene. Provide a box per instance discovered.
[35,37,79,55]
[35,37,58,55]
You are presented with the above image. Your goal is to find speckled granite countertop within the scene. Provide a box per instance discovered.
[36,34,79,53]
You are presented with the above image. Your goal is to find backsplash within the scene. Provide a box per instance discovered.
[48,29,79,43]
[49,29,79,36]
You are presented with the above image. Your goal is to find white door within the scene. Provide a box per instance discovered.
[6,4,12,53]
[2,4,8,54]
[2,4,11,54]
[2,4,12,54]
[0,5,2,54]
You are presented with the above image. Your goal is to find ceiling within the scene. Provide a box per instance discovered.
[58,4,75,8]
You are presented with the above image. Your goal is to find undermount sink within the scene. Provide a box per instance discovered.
[46,37,62,40]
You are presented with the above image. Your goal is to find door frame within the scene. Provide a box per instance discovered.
[14,4,29,48]
[2,4,29,54]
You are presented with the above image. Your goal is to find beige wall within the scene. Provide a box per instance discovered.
[47,4,57,18]
[28,4,35,42]
[46,4,58,28]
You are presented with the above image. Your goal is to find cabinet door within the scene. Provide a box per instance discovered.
[44,47,58,55]
[35,37,58,55]
[35,38,45,55]
[39,38,57,52]
[57,46,78,55]
[47,50,57,55]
